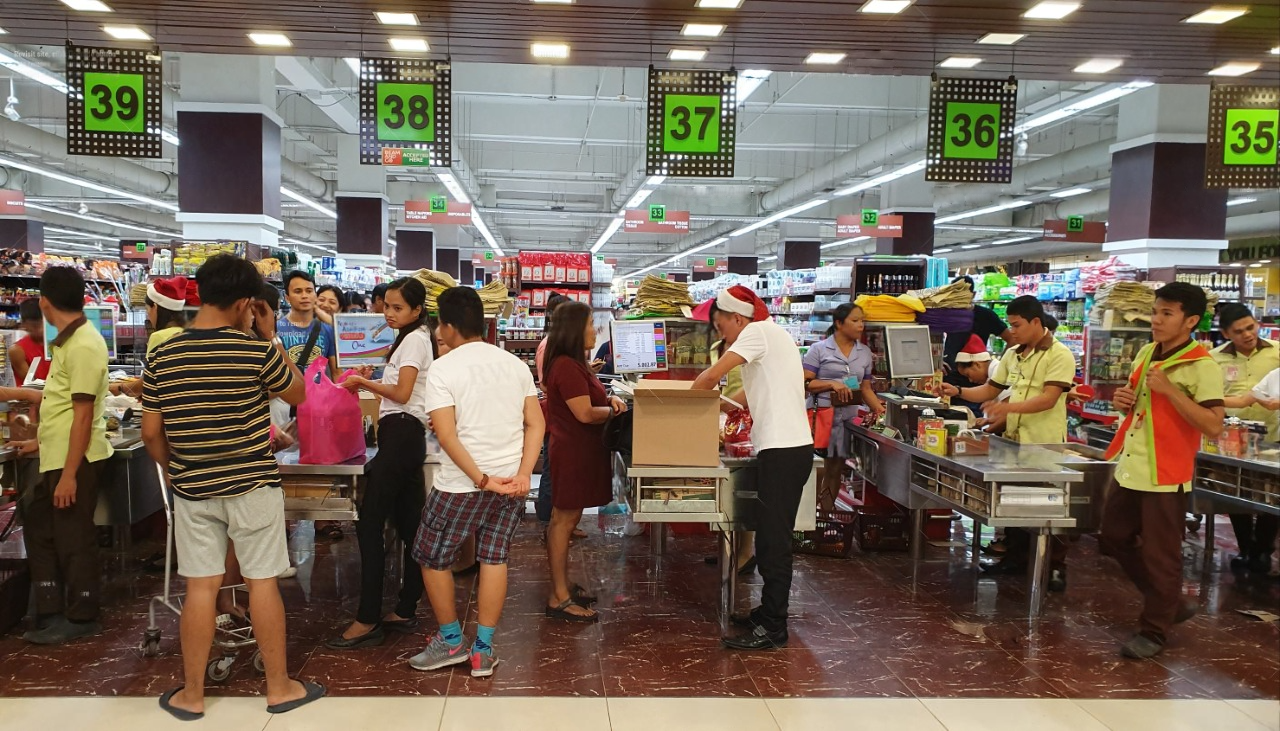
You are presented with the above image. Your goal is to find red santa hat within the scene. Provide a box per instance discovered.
[147,276,188,312]
[954,333,992,363]
[715,285,770,322]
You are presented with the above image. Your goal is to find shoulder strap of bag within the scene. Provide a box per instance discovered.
[298,320,322,369]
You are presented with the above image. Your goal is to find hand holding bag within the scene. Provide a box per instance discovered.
[297,357,366,465]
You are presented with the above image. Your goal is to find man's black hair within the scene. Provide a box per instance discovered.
[283,269,314,289]
[371,283,388,302]
[39,266,86,313]
[1006,295,1047,327]
[436,286,485,339]
[1217,302,1254,332]
[18,298,42,323]
[196,254,265,308]
[1154,281,1208,322]
[257,282,282,312]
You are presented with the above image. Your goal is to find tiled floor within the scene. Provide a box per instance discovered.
[0,512,1276,706]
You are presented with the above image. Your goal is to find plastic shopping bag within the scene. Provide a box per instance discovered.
[297,357,366,465]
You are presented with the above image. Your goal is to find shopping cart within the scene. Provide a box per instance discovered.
[140,464,263,682]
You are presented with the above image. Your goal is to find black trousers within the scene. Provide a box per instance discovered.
[356,414,427,625]
[21,461,103,622]
[754,445,814,632]
[1229,513,1279,559]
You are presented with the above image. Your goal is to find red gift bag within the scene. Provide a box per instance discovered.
[297,357,366,465]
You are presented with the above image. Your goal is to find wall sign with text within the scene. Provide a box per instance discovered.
[925,76,1018,184]
[66,44,163,158]
[646,67,737,178]
[1205,85,1279,189]
[359,57,452,167]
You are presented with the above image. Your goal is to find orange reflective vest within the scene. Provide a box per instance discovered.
[1104,341,1212,486]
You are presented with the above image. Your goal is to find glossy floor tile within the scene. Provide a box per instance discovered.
[766,698,945,731]
[1074,698,1275,731]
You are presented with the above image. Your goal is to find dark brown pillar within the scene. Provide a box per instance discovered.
[177,112,281,217]
[1107,143,1227,242]
[727,256,758,275]
[459,262,476,286]
[337,196,389,257]
[0,219,42,253]
[396,230,434,271]
[436,248,460,279]
[876,212,935,255]
[780,240,820,270]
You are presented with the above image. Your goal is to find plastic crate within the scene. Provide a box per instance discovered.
[856,507,910,551]
[793,509,859,558]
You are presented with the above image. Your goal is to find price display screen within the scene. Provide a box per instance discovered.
[611,321,668,374]
[44,305,117,362]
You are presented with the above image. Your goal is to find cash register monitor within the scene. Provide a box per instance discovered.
[44,305,117,361]
[610,319,669,374]
[884,324,936,379]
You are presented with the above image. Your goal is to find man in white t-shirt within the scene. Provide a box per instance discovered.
[693,285,813,651]
[407,287,544,679]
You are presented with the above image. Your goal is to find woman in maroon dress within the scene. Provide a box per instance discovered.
[541,302,627,623]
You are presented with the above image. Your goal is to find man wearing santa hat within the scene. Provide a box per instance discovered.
[145,276,191,354]
[693,285,812,651]
[943,334,994,416]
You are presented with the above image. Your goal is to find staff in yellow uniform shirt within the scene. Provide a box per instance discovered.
[1211,303,1279,574]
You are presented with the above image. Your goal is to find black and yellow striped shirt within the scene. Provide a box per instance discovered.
[143,327,296,501]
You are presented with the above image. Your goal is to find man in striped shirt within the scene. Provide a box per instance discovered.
[142,255,324,719]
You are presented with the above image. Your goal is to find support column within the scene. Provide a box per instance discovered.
[336,136,390,267]
[396,229,434,272]
[0,219,42,253]
[436,249,460,280]
[880,177,936,255]
[176,55,285,247]
[727,233,758,275]
[777,221,821,269]
[1103,85,1227,268]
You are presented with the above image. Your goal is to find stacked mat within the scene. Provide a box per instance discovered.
[855,293,925,323]
[1090,281,1154,324]
[909,279,974,310]
[411,270,510,314]
[631,275,694,317]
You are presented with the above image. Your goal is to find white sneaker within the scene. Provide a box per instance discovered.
[278,566,298,579]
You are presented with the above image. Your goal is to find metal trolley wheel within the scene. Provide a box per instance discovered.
[206,655,235,683]
[140,628,161,657]
[252,650,266,674]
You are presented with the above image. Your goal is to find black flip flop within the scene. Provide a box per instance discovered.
[546,597,599,623]
[569,583,598,607]
[159,687,204,722]
[267,681,327,714]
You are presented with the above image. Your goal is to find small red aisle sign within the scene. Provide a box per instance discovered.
[1042,218,1107,243]
[623,208,690,234]
[835,214,904,237]
[404,199,473,225]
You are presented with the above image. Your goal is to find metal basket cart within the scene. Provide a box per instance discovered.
[140,464,262,682]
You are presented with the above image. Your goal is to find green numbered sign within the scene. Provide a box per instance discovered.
[376,82,436,143]
[484,251,495,261]
[705,257,716,267]
[649,204,666,222]
[84,72,145,133]
[663,94,721,154]
[1223,108,1279,166]
[861,209,878,226]
[430,195,447,213]
[944,101,1001,161]
[1067,215,1085,233]
[135,242,146,252]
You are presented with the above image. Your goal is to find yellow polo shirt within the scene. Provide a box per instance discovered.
[147,326,185,356]
[990,331,1077,445]
[1116,341,1224,493]
[1212,338,1279,439]
[37,318,114,474]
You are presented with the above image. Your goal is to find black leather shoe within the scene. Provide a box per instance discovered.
[722,623,788,651]
[325,626,386,650]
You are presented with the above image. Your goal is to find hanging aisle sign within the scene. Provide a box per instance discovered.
[925,76,1018,184]
[623,207,690,234]
[65,44,163,158]
[1204,85,1279,189]
[646,67,737,178]
[836,214,903,237]
[360,57,452,167]
[404,199,472,225]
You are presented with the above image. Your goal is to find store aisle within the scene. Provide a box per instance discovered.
[0,696,1276,731]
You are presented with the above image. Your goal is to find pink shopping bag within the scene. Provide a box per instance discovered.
[297,357,366,465]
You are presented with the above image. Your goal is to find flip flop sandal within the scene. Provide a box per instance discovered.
[545,597,599,623]
[569,583,598,607]
[159,687,204,722]
[267,681,327,714]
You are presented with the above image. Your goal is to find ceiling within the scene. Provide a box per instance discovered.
[0,0,1277,273]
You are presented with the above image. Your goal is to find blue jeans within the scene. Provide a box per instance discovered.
[535,434,553,523]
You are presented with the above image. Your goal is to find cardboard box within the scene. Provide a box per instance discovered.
[632,379,721,467]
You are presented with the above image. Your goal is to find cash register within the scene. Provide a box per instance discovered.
[874,325,970,440]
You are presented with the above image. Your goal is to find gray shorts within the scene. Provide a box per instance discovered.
[174,487,289,580]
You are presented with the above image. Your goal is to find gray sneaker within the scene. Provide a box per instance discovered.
[470,649,501,678]
[409,632,471,671]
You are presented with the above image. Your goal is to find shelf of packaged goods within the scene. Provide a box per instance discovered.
[1067,402,1120,426]
[519,280,593,288]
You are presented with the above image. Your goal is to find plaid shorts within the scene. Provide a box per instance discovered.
[412,489,526,570]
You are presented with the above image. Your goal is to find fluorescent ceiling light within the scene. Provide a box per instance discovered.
[531,0,574,3]
[1015,80,1153,134]
[0,48,70,93]
[1183,6,1249,24]
[1049,187,1091,198]
[668,48,708,62]
[832,159,928,197]
[436,170,472,204]
[977,32,1025,45]
[470,214,504,258]
[860,0,912,13]
[960,244,982,249]
[736,69,772,102]
[45,226,114,241]
[683,237,729,259]
[805,52,846,65]
[0,27,7,35]
[343,57,361,75]
[281,187,337,219]
[990,235,1037,245]
[26,202,177,237]
[590,216,625,254]
[1208,62,1260,76]
[1226,196,1257,206]
[375,11,419,24]
[248,32,292,47]
[939,56,982,69]
[1272,47,1280,55]
[731,199,830,238]
[1074,58,1124,74]
[646,175,667,186]
[697,0,745,7]
[935,199,1031,224]
[934,248,954,254]
[103,25,150,40]
[155,127,180,145]
[531,42,570,59]
[821,236,871,250]
[60,0,112,11]
[0,155,178,212]
[682,23,725,37]
[1023,2,1080,20]
[388,37,429,52]
[625,188,655,209]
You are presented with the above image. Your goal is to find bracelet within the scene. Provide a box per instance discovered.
[476,474,489,491]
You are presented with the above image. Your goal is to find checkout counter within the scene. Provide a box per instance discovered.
[1192,445,1280,573]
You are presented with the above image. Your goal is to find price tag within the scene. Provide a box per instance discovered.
[649,204,667,222]
[1067,215,1085,233]
[663,94,721,154]
[861,209,879,226]
[84,72,145,133]
[376,82,436,143]
[1223,108,1279,166]
[944,101,1001,161]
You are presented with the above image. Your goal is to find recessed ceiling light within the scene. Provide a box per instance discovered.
[103,25,151,40]
[1075,58,1123,73]
[939,56,982,68]
[1208,61,1260,76]
[0,27,7,35]
[682,23,726,37]
[60,0,113,10]
[388,37,429,52]
[531,42,570,59]
[374,11,419,25]
[668,48,708,61]
[1183,5,1249,24]
[531,0,574,3]
[1271,46,1279,55]
[1023,1,1080,20]
[859,0,912,13]
[1050,187,1091,198]
[696,0,744,7]
[248,32,292,47]
[977,32,1026,45]
[805,52,846,65]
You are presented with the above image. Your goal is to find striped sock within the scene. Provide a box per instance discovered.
[439,621,463,648]
[474,624,496,656]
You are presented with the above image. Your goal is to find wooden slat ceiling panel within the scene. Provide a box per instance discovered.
[0,0,1276,83]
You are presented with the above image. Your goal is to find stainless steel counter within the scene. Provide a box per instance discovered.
[1194,446,1280,573]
